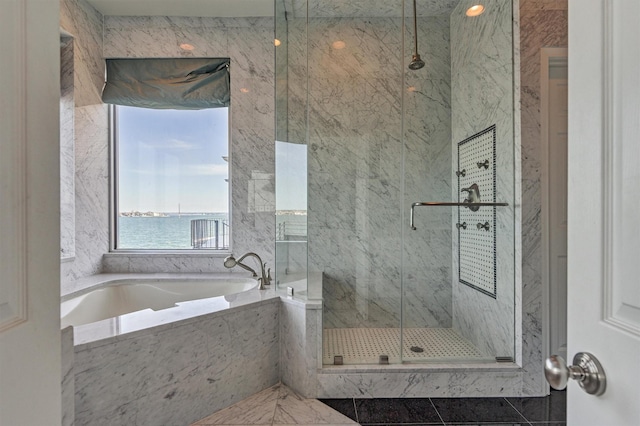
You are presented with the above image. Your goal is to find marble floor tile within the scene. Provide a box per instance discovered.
[317,399,358,423]
[430,398,527,424]
[192,383,356,426]
[273,385,357,425]
[192,385,280,425]
[355,398,443,424]
[506,390,566,423]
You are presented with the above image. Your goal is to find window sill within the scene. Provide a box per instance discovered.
[104,250,231,258]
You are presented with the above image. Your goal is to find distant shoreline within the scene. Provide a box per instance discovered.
[119,211,228,217]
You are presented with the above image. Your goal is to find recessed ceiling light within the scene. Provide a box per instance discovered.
[240,88,250,93]
[466,4,485,17]
[179,43,195,51]
[274,39,281,47]
[332,40,346,50]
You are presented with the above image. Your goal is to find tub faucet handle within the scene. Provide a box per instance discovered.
[257,277,266,290]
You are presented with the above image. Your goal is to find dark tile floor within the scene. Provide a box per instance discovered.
[320,389,565,425]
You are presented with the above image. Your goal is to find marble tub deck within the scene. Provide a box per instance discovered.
[192,384,356,425]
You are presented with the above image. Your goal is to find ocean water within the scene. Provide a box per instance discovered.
[118,212,307,249]
[118,213,229,250]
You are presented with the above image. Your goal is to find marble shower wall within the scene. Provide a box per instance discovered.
[101,16,276,276]
[402,16,453,330]
[450,0,516,358]
[60,0,110,293]
[519,0,568,395]
[290,13,453,330]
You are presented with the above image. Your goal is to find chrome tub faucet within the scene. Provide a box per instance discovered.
[223,252,272,290]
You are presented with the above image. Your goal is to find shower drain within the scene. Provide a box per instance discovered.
[410,346,424,353]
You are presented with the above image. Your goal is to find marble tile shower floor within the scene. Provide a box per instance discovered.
[192,384,356,426]
[323,328,492,364]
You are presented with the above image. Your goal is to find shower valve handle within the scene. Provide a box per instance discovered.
[461,183,481,210]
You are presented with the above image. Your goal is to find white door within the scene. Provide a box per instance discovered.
[0,1,62,424]
[565,1,640,424]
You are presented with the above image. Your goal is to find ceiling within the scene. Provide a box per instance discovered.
[85,0,274,17]
[86,0,460,18]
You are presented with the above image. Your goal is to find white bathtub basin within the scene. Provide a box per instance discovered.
[61,278,258,329]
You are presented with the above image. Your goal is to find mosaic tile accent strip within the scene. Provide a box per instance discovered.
[457,125,497,298]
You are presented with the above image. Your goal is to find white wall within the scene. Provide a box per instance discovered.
[0,0,62,424]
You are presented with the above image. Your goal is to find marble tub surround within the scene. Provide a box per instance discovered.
[61,327,75,426]
[74,297,280,426]
[192,383,356,425]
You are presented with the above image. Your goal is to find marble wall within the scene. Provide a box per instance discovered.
[101,16,276,276]
[279,299,322,398]
[74,300,280,425]
[519,0,568,395]
[60,36,75,260]
[450,0,516,359]
[62,327,75,426]
[58,2,278,286]
[287,14,453,330]
[60,0,109,292]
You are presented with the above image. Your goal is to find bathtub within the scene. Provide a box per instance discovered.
[62,274,275,345]
[62,277,258,328]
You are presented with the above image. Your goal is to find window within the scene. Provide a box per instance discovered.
[113,105,229,250]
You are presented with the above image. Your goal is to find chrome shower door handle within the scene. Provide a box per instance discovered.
[410,201,509,230]
[544,353,606,396]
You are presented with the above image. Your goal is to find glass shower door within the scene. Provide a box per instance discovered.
[401,0,517,364]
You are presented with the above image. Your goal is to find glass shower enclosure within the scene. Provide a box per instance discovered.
[275,0,519,365]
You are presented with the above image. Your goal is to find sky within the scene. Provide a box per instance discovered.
[117,106,229,213]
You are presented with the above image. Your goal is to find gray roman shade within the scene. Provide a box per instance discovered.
[102,58,230,109]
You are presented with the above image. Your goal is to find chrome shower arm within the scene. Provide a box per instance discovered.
[410,201,509,230]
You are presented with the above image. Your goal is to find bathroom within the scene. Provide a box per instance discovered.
[0,0,572,424]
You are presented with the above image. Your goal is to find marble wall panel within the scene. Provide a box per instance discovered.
[300,16,453,330]
[316,368,523,398]
[60,36,76,261]
[60,0,104,107]
[74,301,279,426]
[450,0,516,359]
[102,16,276,274]
[61,327,75,426]
[279,301,322,398]
[60,0,108,292]
[518,0,568,396]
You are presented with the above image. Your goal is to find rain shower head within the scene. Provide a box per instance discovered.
[408,0,425,71]
[409,53,425,70]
